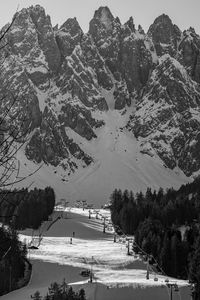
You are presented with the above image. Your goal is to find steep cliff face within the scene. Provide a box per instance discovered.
[89,7,155,109]
[0,5,200,200]
[55,17,83,57]
[127,55,200,175]
[147,15,200,85]
[25,107,92,171]
[0,5,99,169]
[148,14,181,57]
[178,28,200,83]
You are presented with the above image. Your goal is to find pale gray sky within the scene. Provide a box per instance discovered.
[1,0,200,34]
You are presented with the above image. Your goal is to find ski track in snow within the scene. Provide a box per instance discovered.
[1,208,191,300]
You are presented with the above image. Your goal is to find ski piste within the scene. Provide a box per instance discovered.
[1,205,191,300]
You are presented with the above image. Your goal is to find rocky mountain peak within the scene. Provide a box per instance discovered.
[1,5,200,197]
[181,27,200,45]
[56,17,83,57]
[12,5,61,72]
[115,16,121,25]
[152,13,172,25]
[187,27,198,36]
[124,16,135,32]
[138,24,145,35]
[93,6,114,30]
[148,13,181,57]
[60,17,83,34]
[178,26,200,83]
[28,4,46,13]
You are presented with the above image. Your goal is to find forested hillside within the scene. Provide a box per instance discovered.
[110,177,200,299]
[0,187,55,230]
[0,227,28,295]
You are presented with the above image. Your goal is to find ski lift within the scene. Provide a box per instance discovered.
[80,269,90,277]
[153,262,158,268]
[28,245,39,250]
[154,274,158,281]
[154,277,158,282]
[132,244,138,253]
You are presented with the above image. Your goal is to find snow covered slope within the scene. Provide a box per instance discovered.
[15,107,190,206]
[0,5,199,204]
[1,208,191,300]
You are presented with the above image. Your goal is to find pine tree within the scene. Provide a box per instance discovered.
[48,282,62,300]
[79,288,86,300]
[170,234,179,277]
[189,234,200,299]
[31,291,42,300]
[44,293,51,300]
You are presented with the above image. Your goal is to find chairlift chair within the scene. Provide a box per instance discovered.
[154,274,158,281]
[154,277,158,282]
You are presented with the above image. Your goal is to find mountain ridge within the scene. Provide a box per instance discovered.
[0,5,199,204]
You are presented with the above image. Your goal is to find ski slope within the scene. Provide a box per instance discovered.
[1,208,191,300]
[14,106,191,206]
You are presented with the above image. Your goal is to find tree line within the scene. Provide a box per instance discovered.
[0,226,27,295]
[31,280,86,300]
[110,176,200,299]
[0,187,55,230]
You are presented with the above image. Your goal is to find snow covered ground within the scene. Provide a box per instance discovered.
[1,208,191,300]
[14,108,191,207]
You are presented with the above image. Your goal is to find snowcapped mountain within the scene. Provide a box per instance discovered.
[0,5,199,204]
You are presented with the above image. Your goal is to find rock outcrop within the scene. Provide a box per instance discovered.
[127,55,200,175]
[148,14,181,57]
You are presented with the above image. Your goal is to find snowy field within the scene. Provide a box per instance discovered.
[1,208,191,300]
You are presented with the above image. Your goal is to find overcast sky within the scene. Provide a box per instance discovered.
[1,0,200,34]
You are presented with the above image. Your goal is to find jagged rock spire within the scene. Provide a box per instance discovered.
[124,16,135,32]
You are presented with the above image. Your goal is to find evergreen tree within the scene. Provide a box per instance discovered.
[48,282,63,300]
[31,291,42,300]
[189,235,200,299]
[79,289,86,300]
[160,232,171,274]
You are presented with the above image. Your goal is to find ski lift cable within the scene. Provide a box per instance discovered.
[2,245,11,259]
[132,239,165,275]
[111,221,164,279]
[132,239,169,279]
[113,225,182,291]
[149,260,179,300]
[114,226,166,281]
[111,222,178,290]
